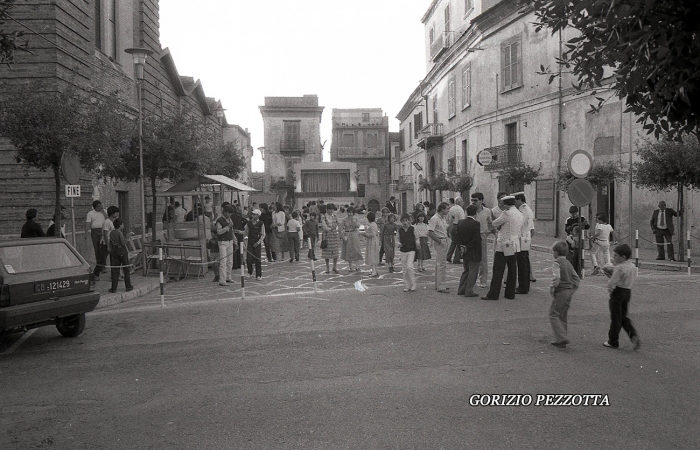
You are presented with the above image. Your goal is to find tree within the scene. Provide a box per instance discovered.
[1,0,30,66]
[199,138,246,180]
[501,164,540,188]
[634,134,700,260]
[528,0,700,139]
[0,86,133,236]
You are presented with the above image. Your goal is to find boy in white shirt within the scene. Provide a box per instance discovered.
[590,213,615,275]
[286,211,302,262]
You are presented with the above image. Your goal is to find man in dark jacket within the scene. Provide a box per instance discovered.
[457,204,482,297]
[650,201,679,260]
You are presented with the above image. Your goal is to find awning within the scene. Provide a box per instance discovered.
[201,174,257,192]
[163,175,257,195]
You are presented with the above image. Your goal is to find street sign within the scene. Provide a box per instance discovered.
[567,149,593,178]
[567,178,595,207]
[65,185,81,197]
[477,150,493,166]
[61,152,81,185]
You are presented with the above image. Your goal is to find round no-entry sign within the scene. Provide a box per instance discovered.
[567,178,595,207]
[567,149,593,178]
[61,152,81,185]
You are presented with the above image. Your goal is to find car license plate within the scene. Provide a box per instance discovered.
[35,279,71,293]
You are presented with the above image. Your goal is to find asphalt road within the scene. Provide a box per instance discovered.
[1,251,699,449]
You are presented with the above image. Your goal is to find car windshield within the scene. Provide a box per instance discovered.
[0,242,82,274]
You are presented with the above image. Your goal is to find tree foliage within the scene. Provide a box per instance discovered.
[0,0,30,65]
[501,164,540,187]
[0,86,132,235]
[633,134,700,191]
[528,0,700,139]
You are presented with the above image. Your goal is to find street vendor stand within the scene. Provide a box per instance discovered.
[151,174,257,278]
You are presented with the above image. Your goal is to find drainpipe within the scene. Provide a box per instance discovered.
[555,29,563,238]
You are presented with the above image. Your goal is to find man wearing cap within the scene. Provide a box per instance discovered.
[216,205,237,286]
[244,209,266,280]
[446,197,466,264]
[482,195,524,300]
[513,192,534,293]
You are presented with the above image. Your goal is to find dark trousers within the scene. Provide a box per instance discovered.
[287,233,300,261]
[233,236,243,269]
[96,243,111,277]
[109,248,132,291]
[379,242,385,263]
[247,244,262,278]
[516,251,531,293]
[458,259,480,296]
[654,229,674,259]
[263,233,275,262]
[487,251,517,299]
[91,229,103,275]
[608,287,637,346]
[446,227,462,263]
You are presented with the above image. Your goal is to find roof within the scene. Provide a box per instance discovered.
[163,175,257,194]
[202,174,257,192]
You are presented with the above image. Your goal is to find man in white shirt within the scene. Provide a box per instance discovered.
[84,200,107,277]
[446,197,466,264]
[470,192,493,288]
[482,196,524,300]
[514,192,534,294]
[428,202,450,293]
[173,202,187,223]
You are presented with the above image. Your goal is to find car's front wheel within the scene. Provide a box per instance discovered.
[56,314,86,337]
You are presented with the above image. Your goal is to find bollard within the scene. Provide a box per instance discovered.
[687,230,692,275]
[159,247,165,308]
[309,237,318,293]
[240,238,246,300]
[635,230,639,268]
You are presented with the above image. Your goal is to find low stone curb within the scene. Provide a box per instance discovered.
[96,279,161,309]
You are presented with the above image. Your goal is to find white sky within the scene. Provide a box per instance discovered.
[159,0,427,172]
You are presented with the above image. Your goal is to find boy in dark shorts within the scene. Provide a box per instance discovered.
[603,244,640,350]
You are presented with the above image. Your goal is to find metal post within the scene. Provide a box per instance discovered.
[578,208,584,278]
[138,80,148,275]
[635,229,639,268]
[687,230,692,275]
[240,238,246,300]
[309,237,318,293]
[159,247,164,308]
[70,197,76,247]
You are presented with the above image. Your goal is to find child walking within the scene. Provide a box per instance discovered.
[603,244,641,350]
[413,212,431,272]
[590,213,615,275]
[549,241,580,348]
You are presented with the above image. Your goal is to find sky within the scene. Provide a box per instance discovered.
[159,0,428,172]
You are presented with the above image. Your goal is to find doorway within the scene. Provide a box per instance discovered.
[596,182,615,229]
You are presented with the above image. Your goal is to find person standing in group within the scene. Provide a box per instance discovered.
[549,241,580,348]
[470,193,492,288]
[203,195,214,219]
[590,213,616,275]
[377,207,390,265]
[603,244,641,350]
[513,192,534,294]
[650,200,679,261]
[381,213,399,273]
[364,211,380,277]
[564,205,589,235]
[566,224,584,276]
[286,211,302,262]
[47,206,67,238]
[457,205,482,298]
[173,201,187,223]
[20,208,46,238]
[244,209,265,280]
[271,202,289,262]
[303,211,319,259]
[340,206,363,272]
[411,202,425,224]
[259,203,274,263]
[102,206,119,282]
[446,197,466,264]
[428,202,450,293]
[107,218,134,293]
[320,203,341,274]
[424,201,436,221]
[216,205,237,286]
[482,196,523,300]
[413,212,430,272]
[397,213,418,292]
[385,196,398,215]
[491,191,508,220]
[84,200,106,278]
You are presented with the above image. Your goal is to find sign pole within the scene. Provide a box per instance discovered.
[70,197,76,247]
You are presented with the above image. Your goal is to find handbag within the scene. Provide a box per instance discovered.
[320,238,328,249]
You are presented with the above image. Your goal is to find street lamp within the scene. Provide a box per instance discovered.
[125,47,153,275]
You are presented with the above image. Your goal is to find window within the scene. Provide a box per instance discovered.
[430,25,435,44]
[464,0,473,14]
[501,35,523,92]
[0,242,82,273]
[369,168,379,184]
[302,171,350,192]
[414,112,423,138]
[399,129,405,151]
[448,75,456,118]
[341,133,355,148]
[95,0,118,60]
[462,64,471,109]
[362,112,370,122]
[366,131,378,148]
[506,122,518,145]
[447,157,456,176]
[444,3,451,32]
[408,123,413,146]
[535,179,555,220]
[461,139,468,173]
[432,95,438,124]
[284,120,301,142]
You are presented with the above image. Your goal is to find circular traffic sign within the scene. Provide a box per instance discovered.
[567,149,593,178]
[477,150,493,166]
[567,178,595,207]
[61,152,81,185]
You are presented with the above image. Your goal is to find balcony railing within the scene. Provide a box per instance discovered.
[430,32,453,61]
[482,144,523,172]
[280,139,306,154]
[417,123,443,149]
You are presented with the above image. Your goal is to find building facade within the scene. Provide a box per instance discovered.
[0,1,251,248]
[397,0,699,245]
[330,109,391,212]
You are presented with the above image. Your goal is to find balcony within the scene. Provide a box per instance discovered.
[482,144,523,172]
[430,31,453,61]
[280,139,305,155]
[417,123,443,149]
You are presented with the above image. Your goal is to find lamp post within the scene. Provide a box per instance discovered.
[125,47,153,275]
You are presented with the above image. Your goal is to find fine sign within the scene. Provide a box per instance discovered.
[65,185,81,197]
[477,150,493,166]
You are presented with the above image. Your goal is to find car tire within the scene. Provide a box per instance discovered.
[56,314,86,338]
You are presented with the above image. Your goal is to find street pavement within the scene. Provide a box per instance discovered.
[1,240,699,449]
